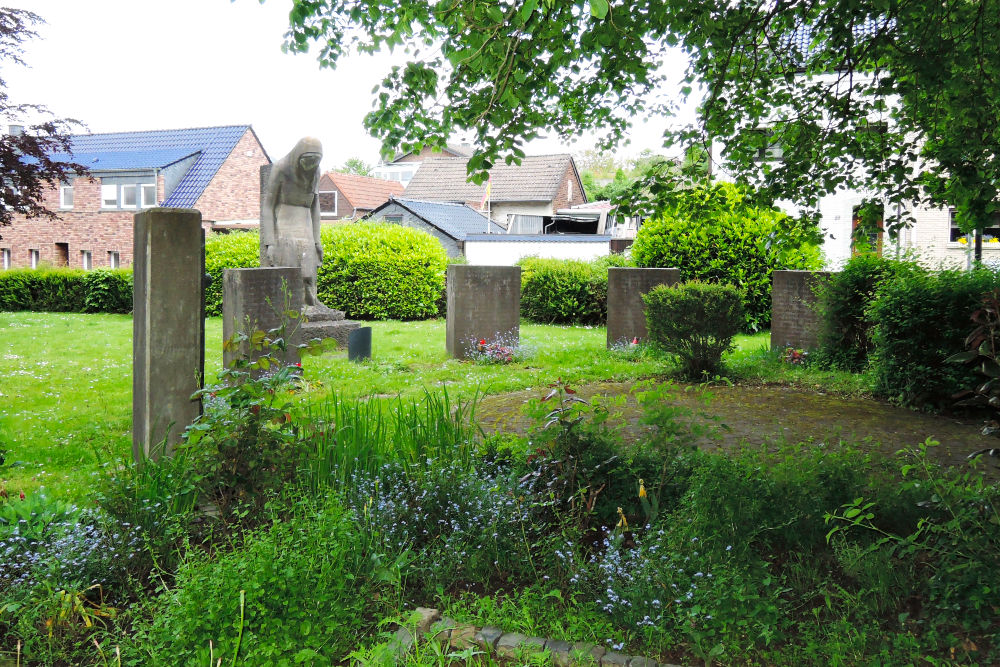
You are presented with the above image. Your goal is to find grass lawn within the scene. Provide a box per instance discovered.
[0,311,771,499]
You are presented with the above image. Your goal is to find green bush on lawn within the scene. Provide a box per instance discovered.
[0,267,133,313]
[518,254,629,325]
[631,181,821,332]
[317,222,447,320]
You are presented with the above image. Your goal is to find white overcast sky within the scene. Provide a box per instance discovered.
[4,0,692,170]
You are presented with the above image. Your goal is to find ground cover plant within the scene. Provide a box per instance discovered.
[2,311,998,665]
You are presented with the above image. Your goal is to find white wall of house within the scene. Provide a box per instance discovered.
[489,201,552,225]
[464,238,610,265]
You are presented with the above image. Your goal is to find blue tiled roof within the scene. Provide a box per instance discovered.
[49,148,201,171]
[393,198,505,239]
[54,125,253,208]
[783,17,892,66]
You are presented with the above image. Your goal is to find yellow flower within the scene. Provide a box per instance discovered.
[616,506,629,531]
[638,478,647,499]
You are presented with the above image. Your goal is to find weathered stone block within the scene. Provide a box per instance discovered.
[545,639,574,666]
[606,267,680,348]
[495,633,546,659]
[571,641,606,664]
[222,267,303,371]
[770,270,832,351]
[446,264,520,359]
[449,624,478,650]
[474,626,504,651]
[601,651,630,665]
[628,657,658,667]
[133,208,204,461]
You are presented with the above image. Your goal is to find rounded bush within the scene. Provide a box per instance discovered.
[518,254,628,325]
[82,268,133,313]
[644,280,745,378]
[317,222,448,320]
[631,182,821,332]
[204,231,260,317]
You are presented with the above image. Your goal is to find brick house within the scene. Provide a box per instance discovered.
[371,144,473,187]
[402,154,588,230]
[318,171,404,221]
[1,125,269,270]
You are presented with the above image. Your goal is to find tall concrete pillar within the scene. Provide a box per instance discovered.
[133,208,204,461]
[606,267,680,348]
[446,265,520,359]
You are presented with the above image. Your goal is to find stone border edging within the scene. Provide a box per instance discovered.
[389,607,684,667]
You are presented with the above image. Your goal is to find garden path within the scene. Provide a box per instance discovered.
[476,382,1000,473]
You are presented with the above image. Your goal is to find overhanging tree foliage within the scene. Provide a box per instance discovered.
[0,8,85,235]
[280,0,1000,238]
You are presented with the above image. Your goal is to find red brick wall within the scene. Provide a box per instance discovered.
[551,161,587,212]
[1,177,134,269]
[194,129,269,223]
[1,129,269,269]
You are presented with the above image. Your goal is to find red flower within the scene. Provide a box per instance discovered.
[631,337,639,345]
[294,362,302,367]
[19,490,25,500]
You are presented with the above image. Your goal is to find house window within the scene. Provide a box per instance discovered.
[568,180,573,200]
[141,184,157,208]
[851,205,884,256]
[101,183,118,208]
[1,248,10,270]
[107,251,120,268]
[54,242,69,267]
[751,128,783,162]
[81,250,92,270]
[319,190,338,217]
[949,209,1000,243]
[384,215,403,223]
[29,249,39,268]
[121,184,137,209]
[60,183,74,209]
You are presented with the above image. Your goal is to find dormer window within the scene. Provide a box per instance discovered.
[141,184,157,208]
[101,183,118,208]
[121,184,137,209]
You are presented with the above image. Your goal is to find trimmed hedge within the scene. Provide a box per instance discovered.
[644,280,745,378]
[518,254,629,325]
[868,268,1000,407]
[814,255,923,372]
[0,268,133,314]
[631,182,821,332]
[204,231,260,317]
[317,222,448,320]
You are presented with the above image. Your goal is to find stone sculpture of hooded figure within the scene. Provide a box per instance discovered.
[260,136,331,312]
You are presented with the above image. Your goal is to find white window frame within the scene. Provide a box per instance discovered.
[568,180,573,200]
[319,189,338,217]
[29,249,39,269]
[1,248,10,270]
[120,184,137,209]
[101,183,118,209]
[141,184,157,208]
[59,183,74,209]
[107,251,120,268]
[81,250,92,270]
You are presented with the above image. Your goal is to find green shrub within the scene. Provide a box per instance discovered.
[135,496,395,665]
[643,281,745,378]
[815,255,923,372]
[204,231,260,317]
[868,268,1000,407]
[631,182,821,331]
[317,222,447,320]
[82,268,133,313]
[518,254,628,325]
[0,268,86,311]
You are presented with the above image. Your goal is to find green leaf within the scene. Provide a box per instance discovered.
[590,0,609,19]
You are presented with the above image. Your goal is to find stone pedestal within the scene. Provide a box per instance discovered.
[446,265,520,359]
[606,267,680,348]
[133,208,204,461]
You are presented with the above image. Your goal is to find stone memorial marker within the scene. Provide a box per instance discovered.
[445,265,520,359]
[606,267,680,348]
[132,208,204,461]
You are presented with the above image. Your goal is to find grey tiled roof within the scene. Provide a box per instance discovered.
[782,17,892,64]
[378,198,505,239]
[403,155,573,203]
[49,125,257,208]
